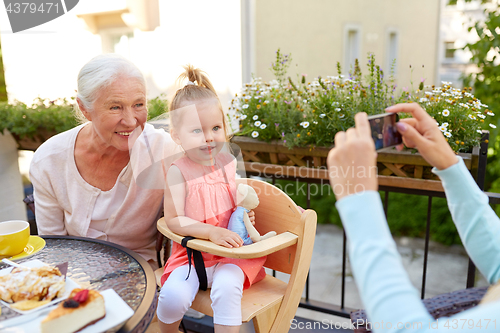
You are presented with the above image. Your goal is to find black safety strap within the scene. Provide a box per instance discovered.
[181,236,208,291]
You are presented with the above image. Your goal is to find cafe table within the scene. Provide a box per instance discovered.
[0,235,158,333]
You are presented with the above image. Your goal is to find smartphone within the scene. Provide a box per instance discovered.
[367,113,403,150]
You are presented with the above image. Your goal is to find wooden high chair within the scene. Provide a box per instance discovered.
[155,178,317,333]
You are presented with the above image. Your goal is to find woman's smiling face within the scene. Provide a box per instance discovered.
[82,76,148,152]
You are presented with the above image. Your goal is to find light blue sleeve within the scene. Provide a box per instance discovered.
[432,157,500,284]
[336,190,500,332]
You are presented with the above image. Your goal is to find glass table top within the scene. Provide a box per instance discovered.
[0,237,150,332]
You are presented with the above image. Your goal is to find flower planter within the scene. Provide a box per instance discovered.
[231,135,482,193]
[12,129,57,151]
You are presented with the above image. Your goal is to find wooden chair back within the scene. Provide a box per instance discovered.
[237,178,303,275]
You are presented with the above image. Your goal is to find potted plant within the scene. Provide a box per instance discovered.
[229,50,493,191]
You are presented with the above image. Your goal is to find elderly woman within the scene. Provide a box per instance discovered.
[29,54,178,267]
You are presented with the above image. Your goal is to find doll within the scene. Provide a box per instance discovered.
[227,183,276,245]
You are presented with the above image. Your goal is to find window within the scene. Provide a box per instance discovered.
[100,29,135,58]
[386,31,398,76]
[344,27,360,72]
[444,42,455,59]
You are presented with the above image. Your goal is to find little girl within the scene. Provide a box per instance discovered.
[157,66,266,333]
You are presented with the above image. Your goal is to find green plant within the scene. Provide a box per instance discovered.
[276,179,461,246]
[0,39,7,102]
[398,82,494,152]
[0,95,169,140]
[457,1,500,194]
[230,50,493,152]
[0,98,79,139]
[147,93,169,120]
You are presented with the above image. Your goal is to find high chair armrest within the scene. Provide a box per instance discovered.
[157,217,298,259]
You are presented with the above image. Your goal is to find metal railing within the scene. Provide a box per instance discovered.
[245,132,493,319]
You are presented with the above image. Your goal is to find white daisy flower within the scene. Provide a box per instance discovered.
[488,112,495,116]
[419,98,429,103]
[468,115,476,120]
[252,115,258,120]
[254,121,261,127]
[313,121,318,124]
[335,108,341,112]
[319,114,326,118]
[478,114,486,119]
[442,109,450,117]
[439,126,447,132]
[477,130,483,134]
[251,131,259,138]
[444,132,452,138]
[339,114,345,119]
[302,122,310,128]
[441,122,449,127]
[240,115,247,120]
[260,124,267,129]
[489,124,497,129]
[303,100,308,103]
[242,104,249,109]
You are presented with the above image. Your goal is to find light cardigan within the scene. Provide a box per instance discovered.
[337,157,500,333]
[30,123,181,262]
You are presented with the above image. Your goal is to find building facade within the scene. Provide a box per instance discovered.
[243,0,441,92]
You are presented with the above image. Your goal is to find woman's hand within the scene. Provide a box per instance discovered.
[327,112,378,201]
[208,227,244,248]
[248,210,256,225]
[386,103,458,170]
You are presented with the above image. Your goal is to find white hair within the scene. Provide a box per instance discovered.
[76,54,146,112]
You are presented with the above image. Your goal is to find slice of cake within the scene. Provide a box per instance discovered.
[41,288,106,333]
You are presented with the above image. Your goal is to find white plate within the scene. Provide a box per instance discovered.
[1,289,134,333]
[0,259,80,315]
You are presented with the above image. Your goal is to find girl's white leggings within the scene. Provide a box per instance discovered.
[157,263,245,326]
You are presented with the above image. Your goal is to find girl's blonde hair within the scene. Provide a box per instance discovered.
[169,65,230,141]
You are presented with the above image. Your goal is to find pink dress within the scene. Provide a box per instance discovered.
[161,153,266,289]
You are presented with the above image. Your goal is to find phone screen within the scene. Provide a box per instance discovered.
[367,113,403,150]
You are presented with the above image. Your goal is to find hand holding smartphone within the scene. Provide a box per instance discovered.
[367,113,403,150]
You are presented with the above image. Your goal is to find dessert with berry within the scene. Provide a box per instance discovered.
[40,288,105,333]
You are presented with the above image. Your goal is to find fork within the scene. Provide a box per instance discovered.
[1,258,26,268]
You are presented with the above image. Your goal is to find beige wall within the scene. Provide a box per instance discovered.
[252,0,440,91]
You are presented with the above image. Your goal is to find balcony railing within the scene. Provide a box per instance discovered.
[242,132,491,320]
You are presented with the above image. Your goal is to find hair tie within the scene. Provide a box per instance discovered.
[185,81,195,86]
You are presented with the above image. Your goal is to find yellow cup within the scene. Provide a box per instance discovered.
[0,221,30,257]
